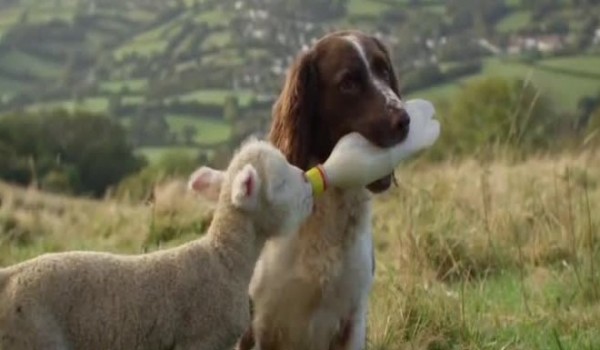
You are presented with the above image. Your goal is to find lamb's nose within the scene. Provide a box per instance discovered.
[390,108,410,132]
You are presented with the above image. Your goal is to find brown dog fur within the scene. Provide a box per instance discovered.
[237,30,409,350]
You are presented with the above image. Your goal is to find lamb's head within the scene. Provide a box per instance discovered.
[188,139,314,237]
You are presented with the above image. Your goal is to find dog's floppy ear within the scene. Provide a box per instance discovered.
[371,36,401,97]
[188,166,225,202]
[269,50,318,170]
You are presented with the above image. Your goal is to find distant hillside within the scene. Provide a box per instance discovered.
[0,0,598,162]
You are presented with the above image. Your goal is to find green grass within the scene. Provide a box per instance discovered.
[201,49,246,68]
[93,15,139,35]
[423,4,445,15]
[122,96,145,105]
[496,10,531,33]
[458,271,600,348]
[408,81,462,103]
[411,56,600,112]
[119,9,157,23]
[0,76,32,98]
[112,15,185,59]
[201,31,232,50]
[136,146,200,164]
[114,39,168,60]
[100,79,148,94]
[175,59,198,72]
[86,31,116,50]
[505,0,523,8]
[0,7,21,27]
[348,0,391,17]
[22,9,75,23]
[0,2,77,31]
[539,55,600,76]
[367,154,600,349]
[194,10,229,27]
[27,97,110,114]
[476,58,600,111]
[170,89,255,107]
[137,14,186,42]
[166,115,231,144]
[0,50,63,80]
[0,8,20,37]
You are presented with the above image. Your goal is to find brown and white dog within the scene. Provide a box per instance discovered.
[194,30,410,350]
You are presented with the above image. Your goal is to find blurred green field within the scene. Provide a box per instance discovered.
[171,89,255,107]
[348,0,391,16]
[539,55,600,76]
[137,146,200,164]
[100,79,148,94]
[410,57,600,111]
[193,10,229,27]
[408,82,461,103]
[122,96,145,105]
[0,50,63,80]
[166,115,231,144]
[347,0,446,17]
[477,58,600,111]
[201,31,232,50]
[114,39,168,60]
[27,97,110,114]
[496,10,531,33]
[0,76,33,97]
[0,0,78,31]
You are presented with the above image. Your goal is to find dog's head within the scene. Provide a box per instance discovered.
[269,30,409,193]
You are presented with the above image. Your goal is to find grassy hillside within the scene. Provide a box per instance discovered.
[1,151,599,348]
[0,0,598,165]
[411,56,600,112]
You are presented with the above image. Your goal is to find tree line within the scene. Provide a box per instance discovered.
[0,109,144,197]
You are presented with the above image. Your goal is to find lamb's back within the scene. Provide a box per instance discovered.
[0,245,230,350]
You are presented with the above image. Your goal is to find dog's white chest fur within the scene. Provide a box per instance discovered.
[248,189,374,349]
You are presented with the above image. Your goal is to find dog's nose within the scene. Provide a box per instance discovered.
[390,108,410,132]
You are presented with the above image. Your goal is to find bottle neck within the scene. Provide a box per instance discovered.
[305,164,328,197]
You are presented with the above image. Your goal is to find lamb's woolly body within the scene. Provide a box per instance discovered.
[0,207,258,350]
[0,140,308,350]
[249,187,374,350]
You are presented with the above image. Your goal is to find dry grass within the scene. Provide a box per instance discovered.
[1,152,599,349]
[369,151,600,349]
[0,180,214,264]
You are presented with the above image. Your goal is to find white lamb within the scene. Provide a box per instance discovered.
[0,138,314,350]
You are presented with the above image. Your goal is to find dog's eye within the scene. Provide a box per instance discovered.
[381,68,392,82]
[373,59,392,82]
[377,66,391,82]
[339,77,359,94]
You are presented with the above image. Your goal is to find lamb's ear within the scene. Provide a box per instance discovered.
[188,166,225,202]
[231,164,261,210]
